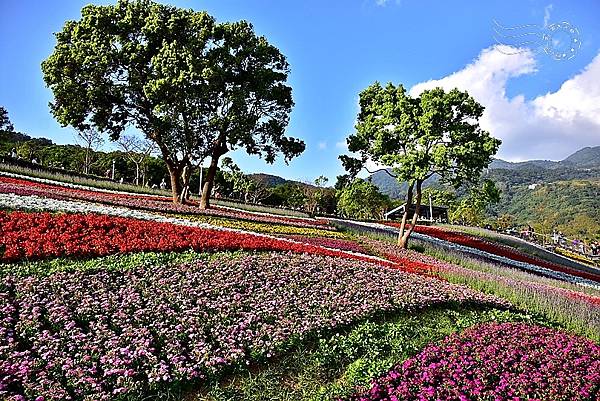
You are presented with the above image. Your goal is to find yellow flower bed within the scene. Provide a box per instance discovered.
[554,247,598,266]
[175,214,349,239]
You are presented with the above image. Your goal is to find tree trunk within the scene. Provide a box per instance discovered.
[200,136,228,209]
[179,163,192,203]
[397,182,414,245]
[200,154,220,209]
[84,146,90,175]
[135,162,140,186]
[167,163,183,204]
[399,180,422,249]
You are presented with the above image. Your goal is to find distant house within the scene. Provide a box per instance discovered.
[528,183,540,190]
[384,203,449,222]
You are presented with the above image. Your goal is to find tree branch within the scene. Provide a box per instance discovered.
[363,166,398,178]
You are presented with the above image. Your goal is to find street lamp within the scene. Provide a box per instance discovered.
[111,159,116,180]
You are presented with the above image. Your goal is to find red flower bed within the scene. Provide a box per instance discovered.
[385,223,600,283]
[0,176,331,229]
[0,211,400,271]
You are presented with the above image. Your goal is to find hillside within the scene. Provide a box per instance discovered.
[494,178,600,240]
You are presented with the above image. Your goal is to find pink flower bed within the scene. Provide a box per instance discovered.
[346,322,600,401]
[284,235,371,254]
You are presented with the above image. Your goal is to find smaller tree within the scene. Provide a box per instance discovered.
[340,83,501,247]
[303,175,329,215]
[17,140,47,162]
[246,179,270,204]
[337,178,391,220]
[75,128,104,175]
[450,180,501,225]
[116,134,158,186]
[0,106,14,132]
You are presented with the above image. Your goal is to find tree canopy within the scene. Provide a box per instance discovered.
[42,0,304,206]
[340,82,501,247]
[0,106,14,132]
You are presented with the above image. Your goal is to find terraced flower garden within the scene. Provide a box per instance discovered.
[1,172,599,401]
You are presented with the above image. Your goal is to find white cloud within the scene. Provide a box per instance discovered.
[318,141,327,150]
[409,45,600,161]
[375,0,401,6]
[543,4,553,27]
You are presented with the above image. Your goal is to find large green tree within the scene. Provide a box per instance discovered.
[340,83,501,247]
[42,0,304,206]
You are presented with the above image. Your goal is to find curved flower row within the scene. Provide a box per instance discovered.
[0,211,376,267]
[283,235,371,254]
[345,322,600,401]
[0,252,504,400]
[359,237,600,340]
[386,223,600,283]
[175,213,349,239]
[0,175,332,230]
[347,219,599,287]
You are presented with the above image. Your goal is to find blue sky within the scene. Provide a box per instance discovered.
[1,0,599,182]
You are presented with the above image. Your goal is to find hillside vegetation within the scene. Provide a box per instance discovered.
[495,179,600,240]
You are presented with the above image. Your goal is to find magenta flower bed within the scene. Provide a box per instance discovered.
[346,322,600,401]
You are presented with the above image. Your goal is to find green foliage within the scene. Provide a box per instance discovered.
[336,178,391,220]
[0,106,14,132]
[335,174,352,190]
[340,83,501,189]
[266,182,307,209]
[450,179,501,225]
[303,175,334,215]
[495,179,600,241]
[42,0,305,203]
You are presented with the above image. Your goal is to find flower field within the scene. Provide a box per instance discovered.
[173,213,348,238]
[0,252,502,400]
[1,173,599,401]
[358,236,600,339]
[346,322,600,401]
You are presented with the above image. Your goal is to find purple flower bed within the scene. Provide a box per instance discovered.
[0,252,502,400]
[346,322,600,401]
